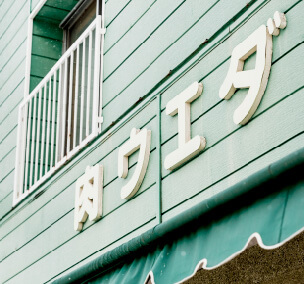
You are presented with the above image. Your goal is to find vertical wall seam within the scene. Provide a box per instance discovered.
[156,93,162,224]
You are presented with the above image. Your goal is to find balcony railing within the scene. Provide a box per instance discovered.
[14,15,105,205]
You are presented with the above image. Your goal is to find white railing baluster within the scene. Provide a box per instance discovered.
[45,78,52,173]
[67,52,74,154]
[23,99,32,193]
[55,65,63,164]
[80,39,86,144]
[51,71,57,168]
[86,31,93,136]
[34,89,42,183]
[29,95,37,187]
[61,59,68,159]
[40,83,47,178]
[73,46,80,149]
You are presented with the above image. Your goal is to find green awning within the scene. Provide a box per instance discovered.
[53,148,304,284]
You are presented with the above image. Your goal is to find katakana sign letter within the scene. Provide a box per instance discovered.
[118,128,151,200]
[74,164,103,231]
[219,11,286,125]
[164,81,206,171]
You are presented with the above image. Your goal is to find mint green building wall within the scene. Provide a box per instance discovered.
[0,0,303,282]
[0,0,29,218]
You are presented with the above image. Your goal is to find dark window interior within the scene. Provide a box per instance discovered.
[60,0,98,52]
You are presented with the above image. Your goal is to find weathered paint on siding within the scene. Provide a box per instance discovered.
[0,0,303,282]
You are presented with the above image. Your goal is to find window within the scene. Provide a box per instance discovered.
[14,0,105,205]
[61,0,98,51]
[60,0,99,153]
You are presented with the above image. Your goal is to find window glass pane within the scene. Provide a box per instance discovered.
[68,1,96,47]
